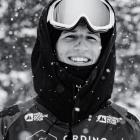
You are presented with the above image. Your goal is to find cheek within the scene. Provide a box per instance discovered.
[56,41,69,59]
[96,46,102,56]
[91,43,102,54]
[89,43,102,61]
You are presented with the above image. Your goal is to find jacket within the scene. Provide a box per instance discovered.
[0,99,140,140]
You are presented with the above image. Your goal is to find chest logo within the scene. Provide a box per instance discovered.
[26,130,57,140]
[96,115,123,125]
[24,112,48,122]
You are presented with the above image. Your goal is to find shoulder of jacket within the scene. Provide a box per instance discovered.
[0,99,35,138]
[110,102,128,117]
[110,102,140,131]
[0,99,35,118]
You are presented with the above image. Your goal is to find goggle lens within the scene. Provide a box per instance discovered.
[47,0,115,32]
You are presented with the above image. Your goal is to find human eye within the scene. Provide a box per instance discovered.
[65,35,76,39]
[86,36,96,40]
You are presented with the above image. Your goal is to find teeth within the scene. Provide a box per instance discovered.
[69,57,89,62]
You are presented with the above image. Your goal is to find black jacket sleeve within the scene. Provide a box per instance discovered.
[0,105,21,140]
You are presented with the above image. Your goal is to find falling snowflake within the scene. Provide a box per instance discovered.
[74,107,80,112]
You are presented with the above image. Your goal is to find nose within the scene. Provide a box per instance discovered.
[74,38,87,50]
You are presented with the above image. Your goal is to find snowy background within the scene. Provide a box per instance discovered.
[0,0,140,117]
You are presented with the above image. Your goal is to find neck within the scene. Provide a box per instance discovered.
[58,61,94,80]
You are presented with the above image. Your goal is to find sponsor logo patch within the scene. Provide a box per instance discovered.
[24,112,48,122]
[96,115,123,125]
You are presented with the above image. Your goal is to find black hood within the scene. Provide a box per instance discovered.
[31,0,116,123]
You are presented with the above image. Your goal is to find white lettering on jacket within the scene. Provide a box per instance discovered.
[63,135,107,140]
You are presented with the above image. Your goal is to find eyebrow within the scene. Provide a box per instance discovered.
[63,30,77,34]
[63,30,93,34]
[87,31,94,34]
[87,31,100,37]
[63,30,100,37]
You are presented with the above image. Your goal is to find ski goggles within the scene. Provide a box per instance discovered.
[47,0,115,33]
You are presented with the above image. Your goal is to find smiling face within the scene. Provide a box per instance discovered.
[56,25,102,66]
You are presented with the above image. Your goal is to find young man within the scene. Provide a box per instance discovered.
[0,0,140,139]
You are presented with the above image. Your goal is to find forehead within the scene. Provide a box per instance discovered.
[62,25,100,36]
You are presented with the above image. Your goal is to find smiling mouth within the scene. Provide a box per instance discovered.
[68,57,91,63]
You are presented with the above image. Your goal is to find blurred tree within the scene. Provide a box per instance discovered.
[110,0,140,115]
[0,0,48,108]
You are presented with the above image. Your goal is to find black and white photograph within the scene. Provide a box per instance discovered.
[0,0,140,139]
